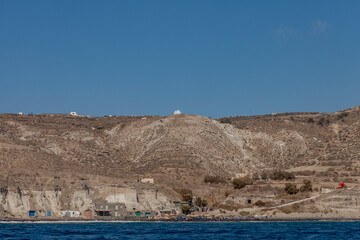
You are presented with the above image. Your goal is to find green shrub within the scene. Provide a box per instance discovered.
[299,180,312,192]
[176,188,192,196]
[255,200,266,207]
[182,194,193,204]
[285,183,299,194]
[284,172,295,180]
[181,204,191,214]
[175,188,193,204]
[232,177,252,189]
[232,178,246,189]
[195,197,208,208]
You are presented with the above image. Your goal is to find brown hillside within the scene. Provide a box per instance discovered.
[0,105,359,197]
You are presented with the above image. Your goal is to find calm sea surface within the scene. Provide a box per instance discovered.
[1,221,360,239]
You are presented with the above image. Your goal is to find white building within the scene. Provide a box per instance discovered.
[70,112,77,116]
[173,110,181,115]
[141,178,154,184]
[59,210,80,218]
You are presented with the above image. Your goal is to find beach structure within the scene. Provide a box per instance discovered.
[29,210,36,217]
[128,210,155,218]
[140,178,154,184]
[84,210,92,218]
[37,211,52,217]
[160,209,177,216]
[28,210,51,217]
[59,210,80,218]
[93,200,127,218]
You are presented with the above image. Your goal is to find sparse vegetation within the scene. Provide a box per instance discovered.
[254,200,267,207]
[232,177,253,189]
[204,175,226,184]
[269,170,295,180]
[318,118,325,125]
[176,188,193,204]
[181,204,191,214]
[232,178,246,189]
[182,194,192,204]
[195,197,208,208]
[224,190,231,197]
[299,180,312,192]
[260,171,269,180]
[293,170,316,176]
[238,211,250,216]
[336,112,349,120]
[279,203,301,214]
[176,188,192,196]
[2,106,360,220]
[344,178,357,183]
[318,117,330,126]
[219,117,232,124]
[284,183,299,194]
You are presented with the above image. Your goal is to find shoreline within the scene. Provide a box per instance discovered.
[1,218,360,223]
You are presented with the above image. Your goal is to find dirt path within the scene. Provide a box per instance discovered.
[265,194,324,210]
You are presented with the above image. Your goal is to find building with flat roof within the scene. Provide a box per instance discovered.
[93,200,127,219]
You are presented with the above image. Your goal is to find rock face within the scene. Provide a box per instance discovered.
[0,105,359,218]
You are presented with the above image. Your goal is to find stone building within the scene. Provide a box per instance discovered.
[93,200,127,219]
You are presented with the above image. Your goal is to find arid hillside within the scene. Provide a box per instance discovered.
[1,106,360,180]
[0,105,360,218]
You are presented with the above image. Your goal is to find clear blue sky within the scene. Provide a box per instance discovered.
[1,1,359,117]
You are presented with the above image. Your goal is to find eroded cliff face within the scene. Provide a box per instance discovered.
[0,105,359,218]
[0,185,173,218]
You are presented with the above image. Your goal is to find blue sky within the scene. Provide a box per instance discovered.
[1,1,359,117]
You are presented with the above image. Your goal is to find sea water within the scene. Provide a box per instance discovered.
[1,221,360,239]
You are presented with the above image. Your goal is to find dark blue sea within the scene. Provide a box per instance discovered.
[1,221,360,239]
